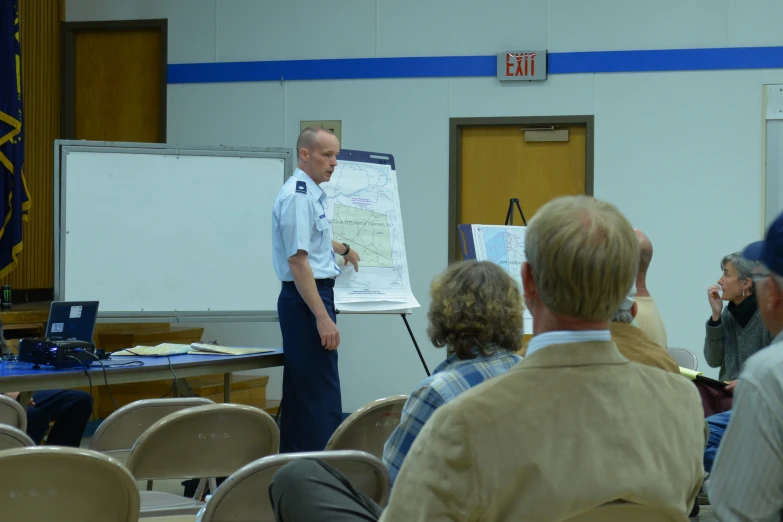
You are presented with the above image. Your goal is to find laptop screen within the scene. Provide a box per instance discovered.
[46,301,99,342]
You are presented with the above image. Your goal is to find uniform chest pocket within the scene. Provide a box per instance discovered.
[315,216,330,232]
[314,215,330,248]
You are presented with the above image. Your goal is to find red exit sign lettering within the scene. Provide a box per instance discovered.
[497,50,547,82]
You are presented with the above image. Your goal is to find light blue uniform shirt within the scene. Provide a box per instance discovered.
[272,169,341,282]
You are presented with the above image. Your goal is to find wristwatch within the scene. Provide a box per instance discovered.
[341,243,351,256]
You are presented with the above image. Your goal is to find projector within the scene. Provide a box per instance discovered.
[18,338,96,369]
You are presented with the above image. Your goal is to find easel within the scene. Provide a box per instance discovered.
[337,309,430,376]
[504,198,527,226]
[400,313,430,376]
[332,149,430,377]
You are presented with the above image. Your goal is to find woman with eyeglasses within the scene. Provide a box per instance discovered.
[705,252,773,388]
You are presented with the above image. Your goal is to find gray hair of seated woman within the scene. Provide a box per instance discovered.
[721,252,760,295]
[611,283,636,324]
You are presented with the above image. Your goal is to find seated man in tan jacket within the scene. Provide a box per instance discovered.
[634,228,669,347]
[269,195,707,522]
[519,282,679,374]
[609,283,680,374]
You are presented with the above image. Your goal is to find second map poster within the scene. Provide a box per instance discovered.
[469,224,533,333]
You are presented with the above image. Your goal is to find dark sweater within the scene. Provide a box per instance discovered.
[704,296,772,381]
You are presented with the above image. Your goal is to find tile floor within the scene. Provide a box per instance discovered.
[695,505,715,521]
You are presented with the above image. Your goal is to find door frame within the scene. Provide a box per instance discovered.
[448,115,595,262]
[61,19,168,140]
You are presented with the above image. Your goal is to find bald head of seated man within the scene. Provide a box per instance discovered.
[633,227,669,347]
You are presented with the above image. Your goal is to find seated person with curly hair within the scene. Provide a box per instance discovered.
[382,260,523,487]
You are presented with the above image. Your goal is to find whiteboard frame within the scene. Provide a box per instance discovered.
[53,140,293,321]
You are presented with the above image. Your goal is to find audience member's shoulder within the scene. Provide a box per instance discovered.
[625,363,704,422]
[413,372,447,394]
[414,364,477,396]
[423,353,521,392]
[430,364,521,411]
[629,360,698,393]
[742,340,783,381]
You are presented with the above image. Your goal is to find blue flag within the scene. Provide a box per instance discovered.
[0,1,30,279]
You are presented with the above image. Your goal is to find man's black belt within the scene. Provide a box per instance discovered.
[283,278,335,288]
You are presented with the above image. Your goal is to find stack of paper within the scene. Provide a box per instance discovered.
[679,367,726,387]
[189,343,275,356]
[679,367,701,380]
[113,344,191,357]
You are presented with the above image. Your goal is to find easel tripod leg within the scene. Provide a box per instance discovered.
[401,314,430,376]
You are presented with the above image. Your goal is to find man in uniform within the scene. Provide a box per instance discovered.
[272,127,360,452]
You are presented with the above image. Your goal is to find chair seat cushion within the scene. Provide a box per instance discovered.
[138,490,204,518]
[102,449,131,466]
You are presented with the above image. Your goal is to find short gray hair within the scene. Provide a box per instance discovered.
[611,282,637,324]
[721,252,761,294]
[296,126,333,158]
[612,310,634,323]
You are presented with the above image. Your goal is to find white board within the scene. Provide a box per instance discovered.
[57,144,291,316]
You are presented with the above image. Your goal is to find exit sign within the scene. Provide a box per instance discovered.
[497,50,547,81]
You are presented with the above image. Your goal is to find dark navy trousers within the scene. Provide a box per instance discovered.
[26,389,93,446]
[278,280,342,453]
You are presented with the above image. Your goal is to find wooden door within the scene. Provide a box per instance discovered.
[63,21,166,142]
[459,125,587,238]
[60,21,166,414]
[458,124,588,343]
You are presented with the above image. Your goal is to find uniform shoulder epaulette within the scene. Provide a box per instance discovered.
[295,181,307,195]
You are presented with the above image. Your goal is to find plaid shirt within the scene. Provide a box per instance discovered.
[382,349,521,487]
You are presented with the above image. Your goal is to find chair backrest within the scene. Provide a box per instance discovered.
[0,393,26,430]
[89,397,214,453]
[325,395,407,458]
[0,424,35,450]
[668,348,698,370]
[0,446,140,522]
[125,403,279,481]
[200,450,389,522]
[564,501,683,521]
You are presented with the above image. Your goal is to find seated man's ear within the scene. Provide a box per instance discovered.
[521,263,535,297]
[631,301,638,319]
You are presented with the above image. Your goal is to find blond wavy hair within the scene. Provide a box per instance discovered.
[427,260,523,359]
[524,195,638,322]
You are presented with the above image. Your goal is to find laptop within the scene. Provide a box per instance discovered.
[45,301,99,342]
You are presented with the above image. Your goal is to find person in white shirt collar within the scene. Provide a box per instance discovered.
[710,210,783,521]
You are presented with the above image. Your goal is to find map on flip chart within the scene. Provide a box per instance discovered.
[470,224,533,333]
[321,160,419,311]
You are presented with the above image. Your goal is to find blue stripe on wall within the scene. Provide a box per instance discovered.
[168,46,783,84]
[550,46,783,74]
[168,55,496,83]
